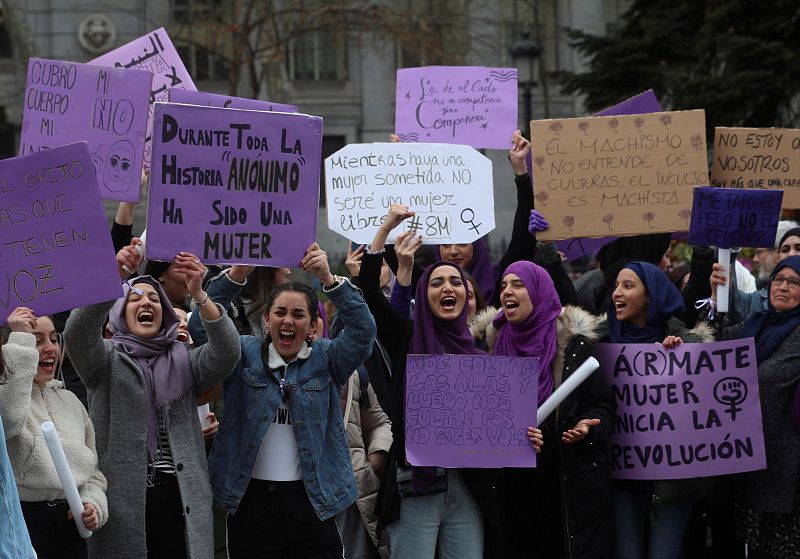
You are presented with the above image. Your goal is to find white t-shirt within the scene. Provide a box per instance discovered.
[251,401,302,481]
[250,343,311,481]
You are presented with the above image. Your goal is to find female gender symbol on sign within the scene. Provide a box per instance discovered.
[713,377,747,421]
[460,208,482,235]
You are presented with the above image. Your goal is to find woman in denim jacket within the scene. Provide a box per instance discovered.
[198,243,376,558]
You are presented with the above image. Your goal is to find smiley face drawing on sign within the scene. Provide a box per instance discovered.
[102,140,135,192]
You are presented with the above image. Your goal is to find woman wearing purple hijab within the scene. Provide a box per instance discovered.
[362,205,500,559]
[64,251,241,559]
[471,260,616,558]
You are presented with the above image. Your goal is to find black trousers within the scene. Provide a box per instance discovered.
[146,471,188,559]
[227,479,343,559]
[21,500,87,559]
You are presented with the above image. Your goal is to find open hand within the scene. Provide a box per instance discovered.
[562,418,600,444]
[527,427,543,454]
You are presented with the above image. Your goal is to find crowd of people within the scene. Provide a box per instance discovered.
[1,129,799,559]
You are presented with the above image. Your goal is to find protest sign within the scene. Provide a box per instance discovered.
[394,66,517,150]
[146,103,322,266]
[710,127,800,209]
[169,89,298,113]
[531,109,708,241]
[0,142,122,325]
[90,28,196,171]
[687,187,782,248]
[405,354,539,468]
[19,58,151,202]
[555,89,663,260]
[597,340,766,479]
[325,142,493,245]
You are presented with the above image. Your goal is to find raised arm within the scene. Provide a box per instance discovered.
[64,299,117,390]
[188,265,252,347]
[0,309,39,438]
[301,243,376,385]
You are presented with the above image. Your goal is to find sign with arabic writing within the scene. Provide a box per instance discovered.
[19,58,152,202]
[90,28,196,173]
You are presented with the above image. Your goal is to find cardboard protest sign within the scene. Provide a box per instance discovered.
[19,58,151,202]
[405,354,539,468]
[531,109,708,241]
[597,340,766,479]
[395,66,517,150]
[90,28,196,172]
[711,127,800,209]
[169,89,298,113]
[687,187,783,248]
[325,143,493,244]
[0,142,122,325]
[146,103,322,266]
[556,89,663,260]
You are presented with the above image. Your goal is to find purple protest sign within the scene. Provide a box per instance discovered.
[0,142,122,325]
[19,58,151,203]
[90,28,197,172]
[169,89,298,113]
[687,187,783,249]
[597,340,767,480]
[395,66,518,150]
[146,103,322,266]
[405,354,539,468]
[553,90,662,261]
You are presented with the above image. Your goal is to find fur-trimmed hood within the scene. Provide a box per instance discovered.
[471,305,600,387]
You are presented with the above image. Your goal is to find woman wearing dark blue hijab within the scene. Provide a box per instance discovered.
[602,261,714,559]
[718,256,800,559]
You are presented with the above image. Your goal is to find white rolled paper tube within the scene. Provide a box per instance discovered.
[536,357,600,426]
[40,421,92,539]
[716,248,731,314]
[197,403,211,426]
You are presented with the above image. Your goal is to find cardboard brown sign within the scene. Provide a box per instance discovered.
[531,110,708,241]
[710,127,800,209]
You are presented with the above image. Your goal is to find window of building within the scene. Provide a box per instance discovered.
[172,0,216,23]
[288,29,348,82]
[176,43,229,81]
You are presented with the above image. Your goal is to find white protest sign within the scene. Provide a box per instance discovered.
[325,143,494,244]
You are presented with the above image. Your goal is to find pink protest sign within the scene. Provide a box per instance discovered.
[146,103,322,266]
[597,340,767,480]
[554,89,662,261]
[405,354,539,468]
[169,89,298,113]
[0,142,122,325]
[395,66,518,149]
[90,28,196,172]
[19,58,152,203]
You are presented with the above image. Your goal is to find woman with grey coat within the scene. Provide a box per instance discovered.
[64,249,240,559]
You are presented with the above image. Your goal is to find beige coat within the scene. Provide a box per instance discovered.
[339,371,392,557]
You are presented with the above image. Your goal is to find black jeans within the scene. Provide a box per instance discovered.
[227,479,343,559]
[21,500,87,559]
[146,471,188,559]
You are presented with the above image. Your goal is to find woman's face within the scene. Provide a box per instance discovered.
[380,260,391,289]
[439,244,474,270]
[770,267,800,313]
[32,316,59,386]
[778,236,800,261]
[159,264,189,306]
[274,267,292,285]
[267,291,312,361]
[613,268,649,326]
[500,273,534,325]
[124,282,164,339]
[174,308,190,344]
[427,265,467,321]
[466,282,477,321]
